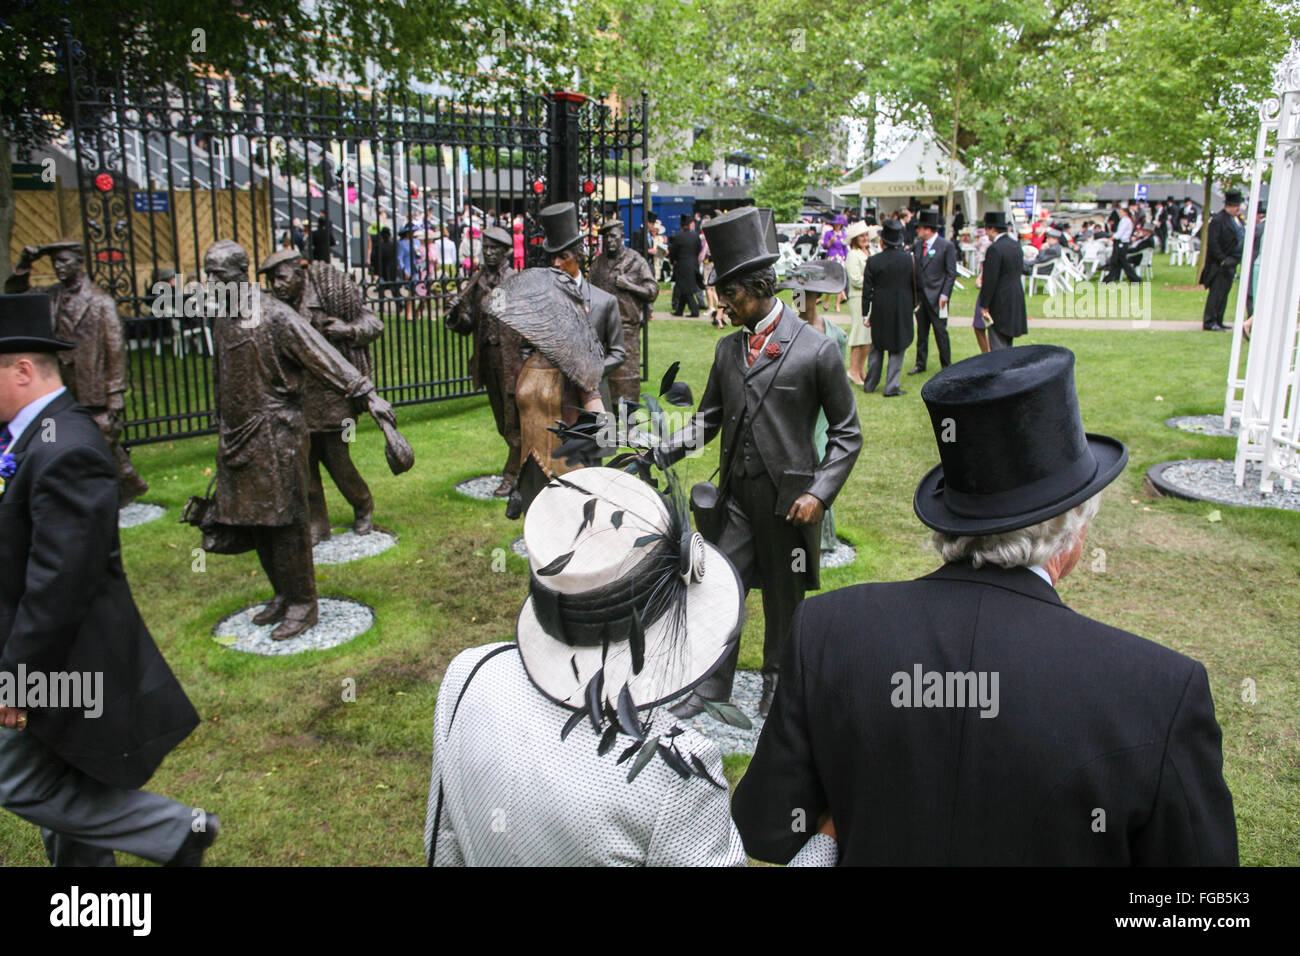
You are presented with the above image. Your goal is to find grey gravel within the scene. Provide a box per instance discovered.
[1166,415,1238,438]
[455,474,505,500]
[118,502,166,529]
[313,529,398,565]
[212,597,375,656]
[511,535,528,559]
[1156,459,1300,512]
[671,670,765,755]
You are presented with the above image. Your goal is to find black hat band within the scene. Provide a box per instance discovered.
[937,450,1099,519]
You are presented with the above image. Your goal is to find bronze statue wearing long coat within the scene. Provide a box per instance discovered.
[589,221,658,408]
[6,241,149,503]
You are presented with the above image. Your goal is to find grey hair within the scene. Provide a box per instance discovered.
[931,493,1102,570]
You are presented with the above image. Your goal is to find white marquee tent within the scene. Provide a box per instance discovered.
[833,132,989,223]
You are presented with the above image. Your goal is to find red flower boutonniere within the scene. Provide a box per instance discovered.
[765,341,780,358]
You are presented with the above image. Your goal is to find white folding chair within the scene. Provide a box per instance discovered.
[1138,246,1154,281]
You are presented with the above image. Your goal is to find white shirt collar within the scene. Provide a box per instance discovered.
[924,234,936,252]
[751,300,783,336]
[1028,565,1054,589]
[4,387,66,450]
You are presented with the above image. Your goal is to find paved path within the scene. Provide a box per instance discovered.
[651,310,1204,332]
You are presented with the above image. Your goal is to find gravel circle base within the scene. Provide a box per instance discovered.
[511,535,528,559]
[672,671,765,755]
[312,529,397,565]
[212,597,375,656]
[820,537,857,568]
[118,502,166,528]
[455,474,505,500]
[1147,459,1300,512]
[1165,415,1238,438]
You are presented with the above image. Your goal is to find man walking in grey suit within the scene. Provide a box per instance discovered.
[660,207,862,718]
[0,292,217,866]
[908,210,957,374]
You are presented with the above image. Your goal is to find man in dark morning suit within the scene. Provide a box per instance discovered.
[0,293,218,866]
[861,219,914,397]
[659,207,862,719]
[667,215,704,317]
[907,209,957,375]
[976,210,1028,349]
[1200,189,1246,332]
[733,345,1237,865]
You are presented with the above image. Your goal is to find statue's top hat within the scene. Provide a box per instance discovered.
[880,219,905,246]
[917,209,942,229]
[913,346,1127,536]
[983,210,1009,229]
[0,294,74,354]
[1223,189,1245,206]
[702,207,779,286]
[540,202,583,254]
[482,225,513,248]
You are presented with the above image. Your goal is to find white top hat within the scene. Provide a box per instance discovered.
[516,468,743,712]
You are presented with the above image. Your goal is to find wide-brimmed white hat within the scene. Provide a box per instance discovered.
[845,220,869,243]
[516,468,743,712]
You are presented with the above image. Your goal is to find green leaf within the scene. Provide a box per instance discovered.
[702,699,753,730]
[626,735,661,783]
[632,533,664,549]
[536,550,575,576]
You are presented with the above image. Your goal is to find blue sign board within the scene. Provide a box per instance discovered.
[1135,183,1148,200]
[132,191,170,213]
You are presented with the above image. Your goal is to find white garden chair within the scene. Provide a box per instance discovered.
[1137,245,1155,281]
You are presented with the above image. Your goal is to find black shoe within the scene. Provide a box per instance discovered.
[669,311,683,317]
[252,596,288,626]
[759,674,778,718]
[505,490,523,520]
[883,388,906,397]
[166,813,220,867]
[669,693,708,719]
[907,367,924,375]
[862,385,877,394]
[1205,323,1227,331]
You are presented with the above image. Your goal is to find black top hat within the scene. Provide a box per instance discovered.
[1223,189,1245,206]
[880,219,905,246]
[913,346,1127,535]
[702,207,779,286]
[982,210,1008,229]
[0,294,74,354]
[917,209,942,229]
[540,202,583,254]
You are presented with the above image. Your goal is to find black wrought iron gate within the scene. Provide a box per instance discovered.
[63,41,650,445]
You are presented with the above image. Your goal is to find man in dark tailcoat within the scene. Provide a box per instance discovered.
[446,227,523,496]
[733,345,1237,866]
[0,293,216,866]
[205,240,395,641]
[659,207,862,718]
[862,219,915,397]
[589,219,659,409]
[259,250,387,541]
[667,215,703,317]
[6,240,149,504]
[908,210,957,375]
[1199,189,1245,332]
[976,211,1028,349]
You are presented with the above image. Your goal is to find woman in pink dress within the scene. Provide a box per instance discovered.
[513,216,525,270]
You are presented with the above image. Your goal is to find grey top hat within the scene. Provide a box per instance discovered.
[702,207,780,286]
[540,202,583,254]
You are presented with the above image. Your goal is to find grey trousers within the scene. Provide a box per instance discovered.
[0,728,193,866]
[988,326,1015,350]
[864,349,904,394]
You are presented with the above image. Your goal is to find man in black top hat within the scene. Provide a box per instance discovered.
[863,219,915,396]
[0,292,218,866]
[446,226,524,496]
[667,215,704,317]
[733,345,1237,865]
[1200,189,1245,332]
[659,207,862,718]
[908,210,957,375]
[976,211,1028,349]
[538,203,625,411]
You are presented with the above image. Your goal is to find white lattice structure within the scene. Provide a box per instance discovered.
[1227,67,1300,492]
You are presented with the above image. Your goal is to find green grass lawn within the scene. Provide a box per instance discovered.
[1,296,1294,865]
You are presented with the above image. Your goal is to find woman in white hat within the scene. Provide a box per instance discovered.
[844,220,872,386]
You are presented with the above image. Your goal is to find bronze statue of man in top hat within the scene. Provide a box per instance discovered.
[445,226,523,497]
[258,248,391,542]
[6,239,148,503]
[589,218,659,410]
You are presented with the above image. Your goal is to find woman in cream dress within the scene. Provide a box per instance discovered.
[844,221,872,386]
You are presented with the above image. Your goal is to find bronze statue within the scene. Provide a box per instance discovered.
[203,240,396,640]
[445,226,522,497]
[589,219,658,409]
[258,248,392,543]
[6,239,149,503]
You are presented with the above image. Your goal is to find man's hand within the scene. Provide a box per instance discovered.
[816,811,837,839]
[17,245,45,271]
[938,294,949,309]
[786,493,824,526]
[0,706,28,731]
[982,308,992,322]
[367,392,396,428]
